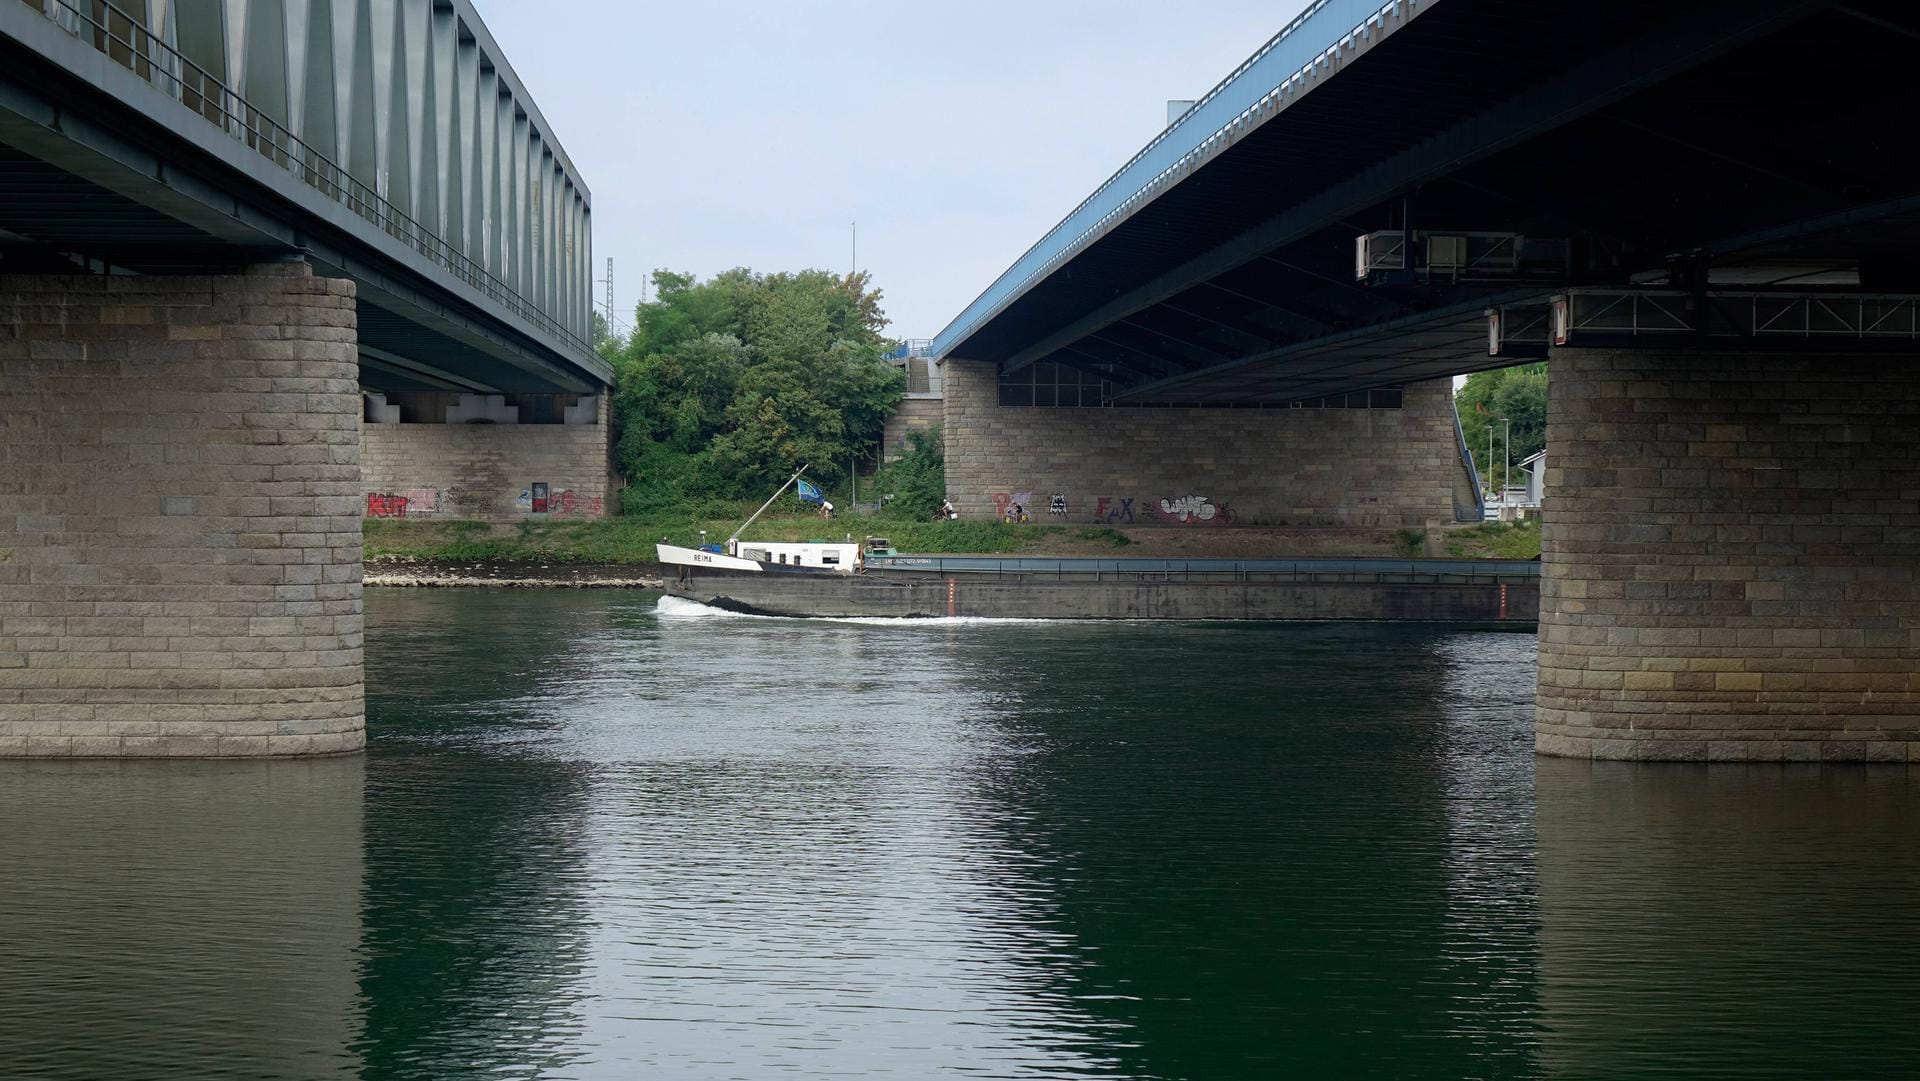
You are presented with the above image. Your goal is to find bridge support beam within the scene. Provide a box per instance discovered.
[0,265,365,757]
[1536,348,1920,761]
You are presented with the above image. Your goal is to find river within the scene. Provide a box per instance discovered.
[3,589,1917,1079]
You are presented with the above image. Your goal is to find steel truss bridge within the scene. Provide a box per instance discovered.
[0,0,606,395]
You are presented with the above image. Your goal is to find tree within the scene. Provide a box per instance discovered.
[1456,362,1546,493]
[608,268,904,510]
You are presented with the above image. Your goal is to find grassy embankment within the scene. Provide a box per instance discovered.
[1441,519,1542,559]
[365,505,1133,564]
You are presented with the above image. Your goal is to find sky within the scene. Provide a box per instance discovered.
[473,0,1307,340]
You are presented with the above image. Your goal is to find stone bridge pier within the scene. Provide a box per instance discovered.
[1536,348,1920,761]
[0,264,365,757]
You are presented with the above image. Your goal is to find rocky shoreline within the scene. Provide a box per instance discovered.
[364,558,664,589]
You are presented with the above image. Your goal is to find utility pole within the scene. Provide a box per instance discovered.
[851,221,857,276]
[604,257,613,322]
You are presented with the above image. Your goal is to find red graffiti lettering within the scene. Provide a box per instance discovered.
[366,492,409,518]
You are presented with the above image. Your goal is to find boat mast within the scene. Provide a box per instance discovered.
[727,465,809,551]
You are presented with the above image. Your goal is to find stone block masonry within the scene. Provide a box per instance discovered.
[882,397,942,462]
[941,359,1460,526]
[0,265,364,757]
[360,395,610,520]
[1536,348,1920,762]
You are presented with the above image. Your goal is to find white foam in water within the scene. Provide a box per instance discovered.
[653,594,1077,626]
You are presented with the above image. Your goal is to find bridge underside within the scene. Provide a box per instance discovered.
[934,0,1920,760]
[943,0,1920,406]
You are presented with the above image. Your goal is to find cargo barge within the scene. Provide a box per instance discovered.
[654,467,1538,622]
[656,542,1539,623]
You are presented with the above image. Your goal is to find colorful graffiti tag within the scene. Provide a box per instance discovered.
[365,489,438,518]
[1149,494,1234,526]
[1093,497,1135,524]
[990,490,1035,521]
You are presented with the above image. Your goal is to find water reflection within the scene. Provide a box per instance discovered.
[357,592,602,1080]
[1431,632,1546,1076]
[7,592,1920,1080]
[948,622,1545,1079]
[1535,758,1920,1079]
[551,598,1144,1076]
[0,757,364,1079]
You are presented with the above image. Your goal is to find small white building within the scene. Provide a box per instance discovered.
[1519,449,1546,508]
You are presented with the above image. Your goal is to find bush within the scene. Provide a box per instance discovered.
[873,427,945,521]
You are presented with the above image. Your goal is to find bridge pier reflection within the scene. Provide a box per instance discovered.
[1535,756,1920,1076]
[0,265,366,756]
[0,755,365,1075]
[1537,347,1920,761]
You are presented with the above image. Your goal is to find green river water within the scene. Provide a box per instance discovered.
[3,589,1918,1079]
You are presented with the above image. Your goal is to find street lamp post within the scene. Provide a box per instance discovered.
[1485,424,1495,503]
[1503,418,1511,505]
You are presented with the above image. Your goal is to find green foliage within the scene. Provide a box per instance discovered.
[1395,528,1428,557]
[871,427,946,521]
[1075,526,1134,548]
[1455,362,1546,492]
[609,268,904,510]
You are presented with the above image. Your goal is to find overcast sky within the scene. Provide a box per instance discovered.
[473,1,1307,340]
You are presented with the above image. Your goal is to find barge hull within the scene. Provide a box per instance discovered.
[666,570,1539,623]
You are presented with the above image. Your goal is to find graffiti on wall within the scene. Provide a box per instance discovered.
[990,490,1035,522]
[517,486,604,518]
[977,491,1235,526]
[365,489,438,518]
[1149,494,1235,526]
[552,489,605,518]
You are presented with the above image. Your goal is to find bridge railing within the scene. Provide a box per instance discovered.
[27,0,594,361]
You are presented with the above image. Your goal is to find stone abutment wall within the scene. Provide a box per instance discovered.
[360,396,610,521]
[941,359,1460,526]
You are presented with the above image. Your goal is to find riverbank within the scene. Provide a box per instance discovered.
[364,559,666,588]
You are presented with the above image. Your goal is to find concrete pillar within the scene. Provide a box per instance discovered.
[0,264,365,757]
[1536,348,1920,761]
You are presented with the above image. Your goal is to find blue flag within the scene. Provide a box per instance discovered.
[795,478,824,505]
